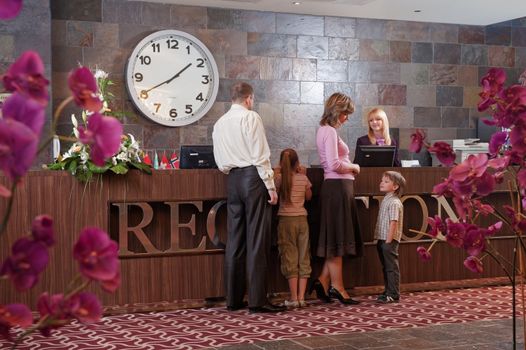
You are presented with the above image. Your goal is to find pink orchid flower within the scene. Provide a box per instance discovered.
[2,51,49,105]
[0,93,45,180]
[428,142,456,166]
[0,237,49,291]
[73,227,119,282]
[463,225,485,256]
[69,292,102,324]
[409,129,426,153]
[78,113,123,166]
[478,68,506,112]
[486,221,503,236]
[31,215,54,247]
[449,153,488,182]
[509,123,526,157]
[0,303,33,341]
[445,220,465,248]
[464,256,483,273]
[67,67,103,112]
[416,246,432,261]
[488,131,508,155]
[427,215,445,237]
[36,293,72,337]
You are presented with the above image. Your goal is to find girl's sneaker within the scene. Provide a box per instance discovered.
[298,300,307,308]
[283,300,299,308]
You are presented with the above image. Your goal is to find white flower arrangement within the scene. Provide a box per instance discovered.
[48,69,151,181]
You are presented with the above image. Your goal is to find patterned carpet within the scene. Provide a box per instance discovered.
[2,285,522,350]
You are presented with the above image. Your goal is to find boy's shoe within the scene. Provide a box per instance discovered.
[376,295,399,304]
[283,300,300,308]
[376,292,386,301]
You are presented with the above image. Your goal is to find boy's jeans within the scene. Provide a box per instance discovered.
[376,240,400,298]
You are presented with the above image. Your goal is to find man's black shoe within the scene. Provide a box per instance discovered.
[249,303,286,313]
[226,301,248,311]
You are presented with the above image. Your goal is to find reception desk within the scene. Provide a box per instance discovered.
[0,168,514,308]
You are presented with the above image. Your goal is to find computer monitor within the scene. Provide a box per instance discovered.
[355,145,396,167]
[179,145,217,169]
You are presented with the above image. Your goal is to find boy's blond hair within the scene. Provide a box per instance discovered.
[383,171,406,196]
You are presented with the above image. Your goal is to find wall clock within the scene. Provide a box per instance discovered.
[125,30,219,127]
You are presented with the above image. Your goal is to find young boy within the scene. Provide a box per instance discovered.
[375,171,406,304]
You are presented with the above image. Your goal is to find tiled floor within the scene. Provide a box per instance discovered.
[214,318,524,350]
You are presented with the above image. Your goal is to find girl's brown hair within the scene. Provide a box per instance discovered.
[367,108,392,145]
[279,148,299,203]
[319,92,355,127]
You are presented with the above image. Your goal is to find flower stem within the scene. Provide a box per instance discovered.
[65,279,90,299]
[65,274,83,295]
[11,315,50,350]
[408,228,441,240]
[51,96,73,132]
[489,208,513,229]
[486,240,520,274]
[484,247,513,282]
[512,237,518,349]
[57,136,77,143]
[0,181,18,236]
[36,135,54,156]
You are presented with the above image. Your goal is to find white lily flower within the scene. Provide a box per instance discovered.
[94,69,108,80]
[71,114,78,128]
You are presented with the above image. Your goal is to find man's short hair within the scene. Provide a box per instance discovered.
[231,82,253,102]
[383,171,406,196]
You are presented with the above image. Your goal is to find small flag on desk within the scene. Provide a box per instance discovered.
[143,152,152,166]
[153,151,159,170]
[160,152,169,169]
[169,152,179,169]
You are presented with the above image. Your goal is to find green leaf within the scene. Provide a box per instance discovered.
[110,163,129,174]
[68,159,78,174]
[130,162,152,174]
[76,169,93,182]
[47,162,65,170]
[87,162,110,173]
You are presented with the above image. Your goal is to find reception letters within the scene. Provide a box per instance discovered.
[111,195,455,258]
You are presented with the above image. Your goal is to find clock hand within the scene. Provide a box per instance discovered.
[165,63,192,85]
[141,63,193,96]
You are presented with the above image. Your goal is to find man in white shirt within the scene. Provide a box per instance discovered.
[213,82,285,313]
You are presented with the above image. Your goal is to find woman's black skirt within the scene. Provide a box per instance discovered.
[316,179,363,258]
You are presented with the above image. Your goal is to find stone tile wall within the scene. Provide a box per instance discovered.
[0,1,52,164]
[46,0,526,165]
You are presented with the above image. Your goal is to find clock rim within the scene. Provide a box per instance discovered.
[124,29,220,128]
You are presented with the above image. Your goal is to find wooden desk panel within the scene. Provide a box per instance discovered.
[0,168,514,307]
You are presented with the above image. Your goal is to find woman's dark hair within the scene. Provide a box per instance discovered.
[279,148,299,203]
[230,82,253,103]
[319,92,355,127]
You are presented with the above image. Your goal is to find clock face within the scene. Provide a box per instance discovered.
[125,30,219,127]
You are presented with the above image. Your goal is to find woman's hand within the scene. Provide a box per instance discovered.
[349,163,360,175]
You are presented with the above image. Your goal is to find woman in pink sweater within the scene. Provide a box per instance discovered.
[310,92,363,305]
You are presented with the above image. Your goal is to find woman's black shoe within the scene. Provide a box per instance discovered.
[328,286,360,305]
[308,279,332,303]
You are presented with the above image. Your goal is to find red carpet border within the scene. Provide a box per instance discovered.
[1,285,522,349]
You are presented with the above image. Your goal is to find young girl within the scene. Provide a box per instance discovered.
[354,108,401,167]
[275,148,313,308]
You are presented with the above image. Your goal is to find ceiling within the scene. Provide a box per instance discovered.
[136,0,526,26]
